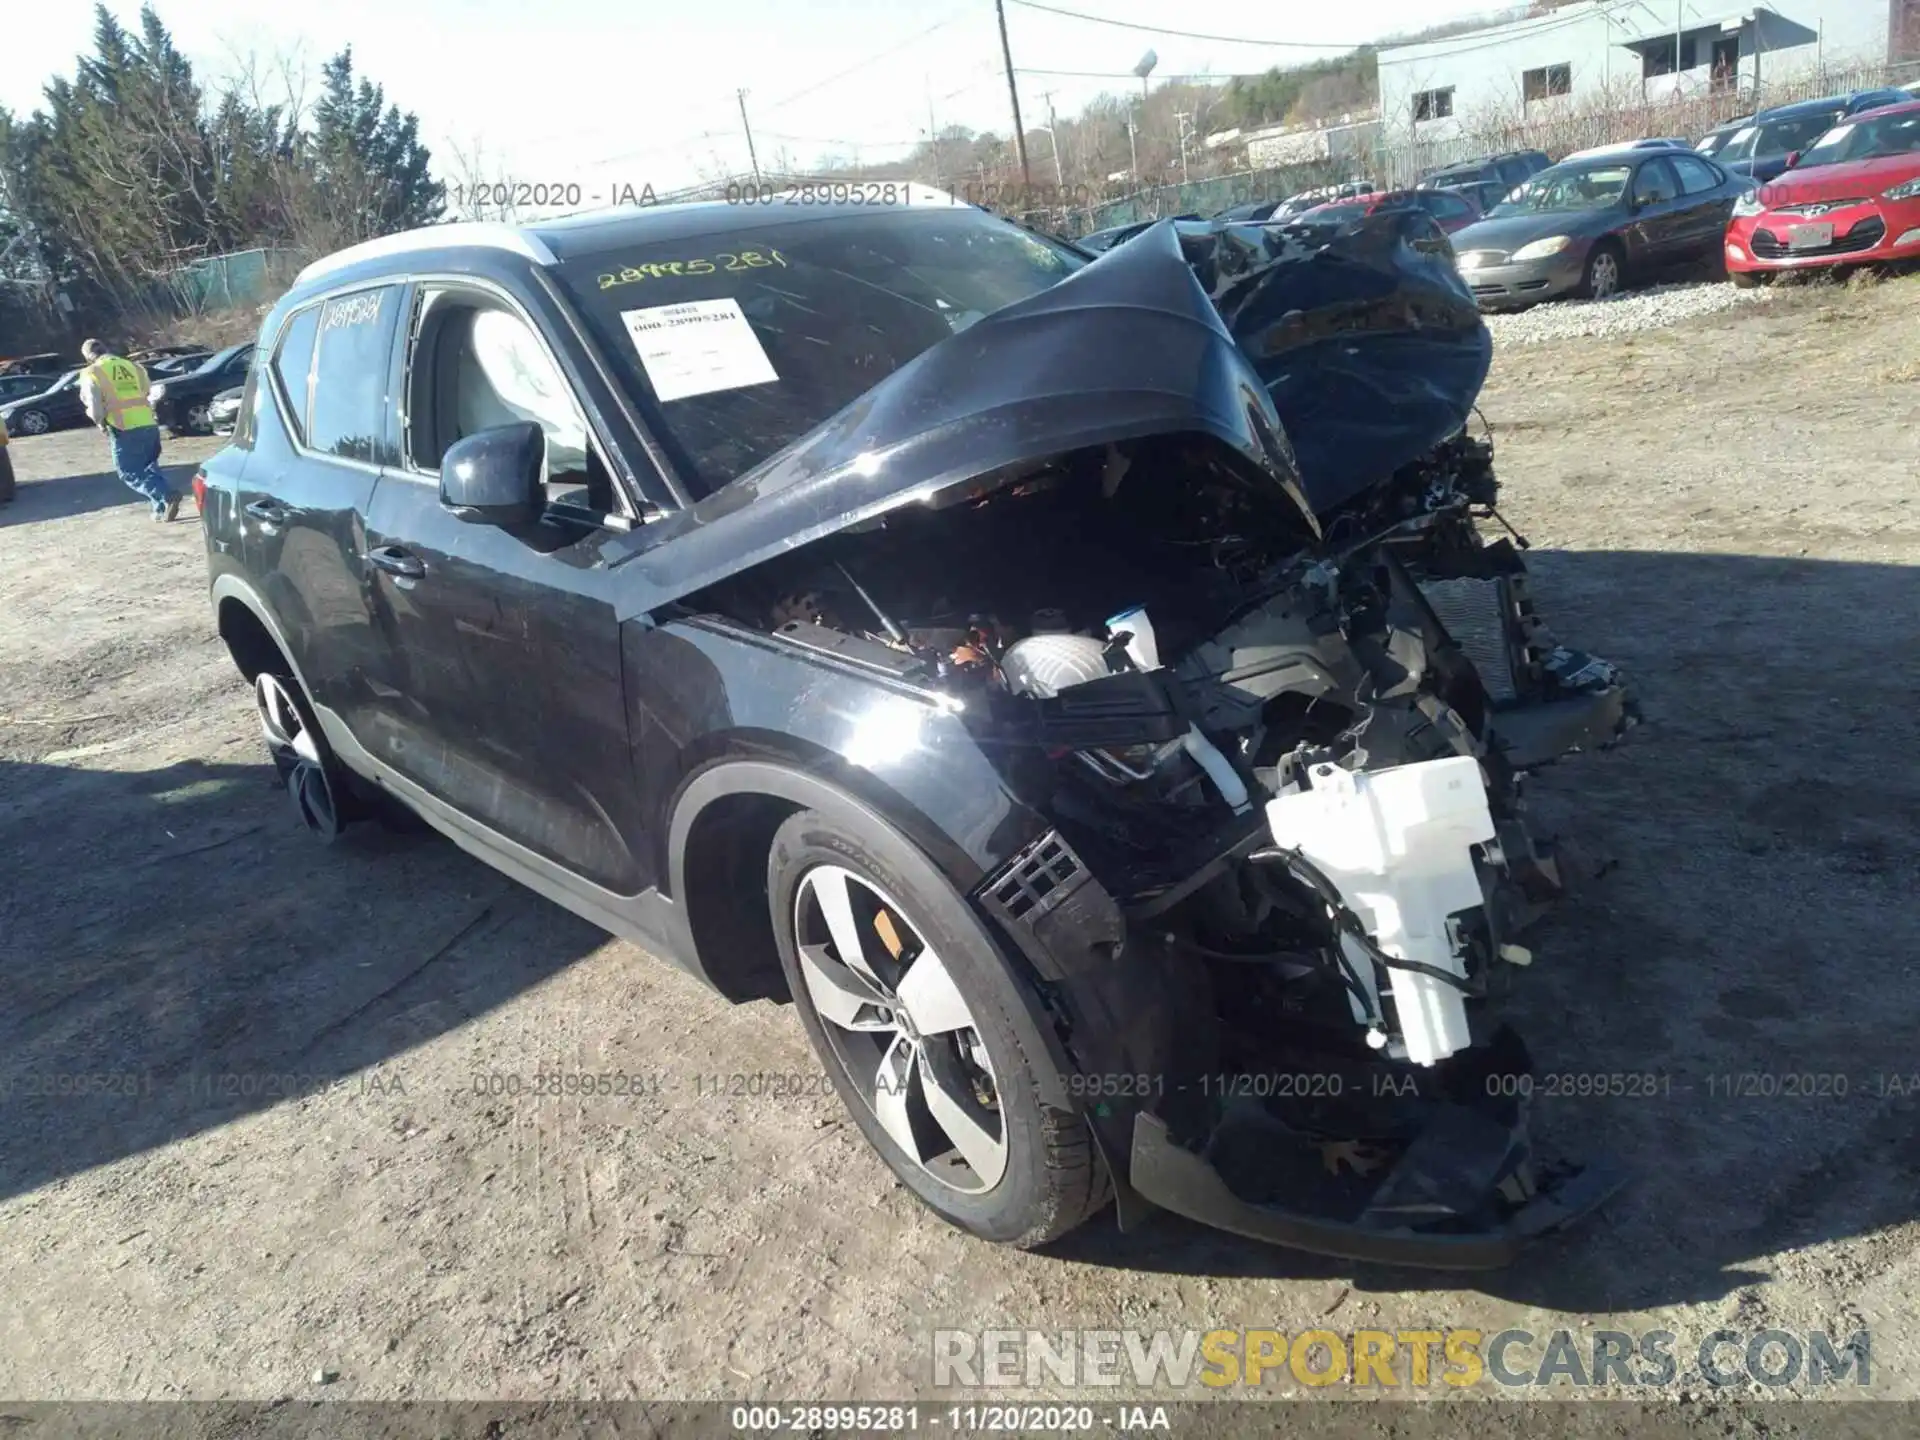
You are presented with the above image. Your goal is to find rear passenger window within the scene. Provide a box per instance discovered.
[309,286,399,464]
[1671,154,1723,194]
[271,306,320,444]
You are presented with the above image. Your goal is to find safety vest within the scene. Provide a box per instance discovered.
[86,355,157,431]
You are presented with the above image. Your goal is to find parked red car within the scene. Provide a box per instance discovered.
[1724,99,1920,282]
[1294,187,1485,234]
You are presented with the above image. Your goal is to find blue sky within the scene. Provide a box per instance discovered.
[5,0,1503,192]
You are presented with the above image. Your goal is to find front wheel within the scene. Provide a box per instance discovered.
[1580,243,1624,300]
[13,408,49,436]
[767,808,1110,1247]
[1730,269,1767,289]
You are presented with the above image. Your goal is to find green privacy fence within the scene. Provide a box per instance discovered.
[152,247,307,314]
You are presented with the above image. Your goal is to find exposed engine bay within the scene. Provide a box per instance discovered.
[683,215,1634,1264]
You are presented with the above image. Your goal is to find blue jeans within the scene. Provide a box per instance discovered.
[109,424,171,514]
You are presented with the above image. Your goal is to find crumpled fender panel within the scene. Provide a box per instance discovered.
[1175,213,1494,516]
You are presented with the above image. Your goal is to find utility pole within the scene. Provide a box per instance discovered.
[926,76,942,190]
[1041,90,1065,186]
[737,88,761,187]
[1127,116,1139,187]
[1674,0,1684,98]
[1175,111,1192,184]
[994,0,1033,191]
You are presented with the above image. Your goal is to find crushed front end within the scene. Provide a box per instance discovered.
[682,213,1631,1264]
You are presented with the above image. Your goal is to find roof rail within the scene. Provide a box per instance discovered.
[293,222,558,287]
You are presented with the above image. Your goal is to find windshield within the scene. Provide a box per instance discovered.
[1490,164,1632,215]
[195,343,248,375]
[1302,202,1374,224]
[556,207,1086,493]
[1798,108,1920,167]
[1753,111,1841,161]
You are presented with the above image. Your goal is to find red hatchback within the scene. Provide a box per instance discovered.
[1296,188,1485,234]
[1725,99,1920,281]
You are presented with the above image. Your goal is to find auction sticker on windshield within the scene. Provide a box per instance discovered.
[620,297,778,403]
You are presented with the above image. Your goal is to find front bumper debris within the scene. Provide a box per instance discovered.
[1126,1026,1628,1269]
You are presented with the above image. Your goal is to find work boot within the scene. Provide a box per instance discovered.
[163,493,182,522]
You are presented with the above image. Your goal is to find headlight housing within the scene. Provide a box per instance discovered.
[1510,235,1572,262]
[1732,190,1765,217]
[1882,176,1920,202]
[148,382,170,401]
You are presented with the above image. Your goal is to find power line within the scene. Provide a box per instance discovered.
[1005,0,1365,49]
[1005,0,1616,66]
[762,11,967,113]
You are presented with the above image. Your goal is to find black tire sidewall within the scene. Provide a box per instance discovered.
[767,807,1070,1244]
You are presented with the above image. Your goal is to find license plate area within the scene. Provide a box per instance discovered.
[1787,222,1835,251]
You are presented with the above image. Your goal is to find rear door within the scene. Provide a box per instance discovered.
[242,285,402,737]
[358,279,647,894]
[1626,156,1687,265]
[1668,153,1737,256]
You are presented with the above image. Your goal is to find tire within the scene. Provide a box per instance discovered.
[14,408,49,436]
[1730,269,1766,289]
[1579,242,1625,300]
[253,666,355,843]
[767,807,1109,1247]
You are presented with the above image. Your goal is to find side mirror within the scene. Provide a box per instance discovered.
[440,421,546,530]
[1784,150,1801,170]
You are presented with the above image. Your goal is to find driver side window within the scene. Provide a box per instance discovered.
[405,286,615,515]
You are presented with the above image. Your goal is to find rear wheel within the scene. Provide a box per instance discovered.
[254,670,351,842]
[1580,242,1624,300]
[767,808,1109,1246]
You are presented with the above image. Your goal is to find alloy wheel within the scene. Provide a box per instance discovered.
[255,672,341,839]
[1589,251,1621,300]
[792,864,1008,1192]
[16,409,48,435]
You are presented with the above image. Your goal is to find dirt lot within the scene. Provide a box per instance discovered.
[2,276,1917,1411]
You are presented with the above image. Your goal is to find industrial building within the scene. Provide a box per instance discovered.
[1376,0,1920,143]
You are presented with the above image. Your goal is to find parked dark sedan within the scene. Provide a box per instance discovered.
[0,369,89,436]
[150,342,255,434]
[1450,148,1747,307]
[0,373,63,406]
[1714,89,1913,183]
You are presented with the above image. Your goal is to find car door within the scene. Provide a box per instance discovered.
[1667,153,1737,256]
[358,279,646,894]
[242,285,402,740]
[1625,156,1687,265]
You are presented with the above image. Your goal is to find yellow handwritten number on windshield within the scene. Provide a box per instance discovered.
[597,249,787,290]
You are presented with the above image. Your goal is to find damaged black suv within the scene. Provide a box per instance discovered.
[198,190,1631,1267]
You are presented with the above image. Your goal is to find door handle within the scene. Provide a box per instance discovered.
[365,545,426,580]
[244,499,287,524]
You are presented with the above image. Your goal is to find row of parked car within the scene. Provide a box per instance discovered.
[1073,81,1920,310]
[0,341,253,441]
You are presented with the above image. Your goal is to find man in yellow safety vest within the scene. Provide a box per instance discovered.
[80,338,181,522]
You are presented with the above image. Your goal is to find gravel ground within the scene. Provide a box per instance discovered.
[1483,277,1775,347]
[2,277,1918,1421]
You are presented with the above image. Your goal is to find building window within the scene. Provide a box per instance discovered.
[1523,63,1572,103]
[1413,87,1455,123]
